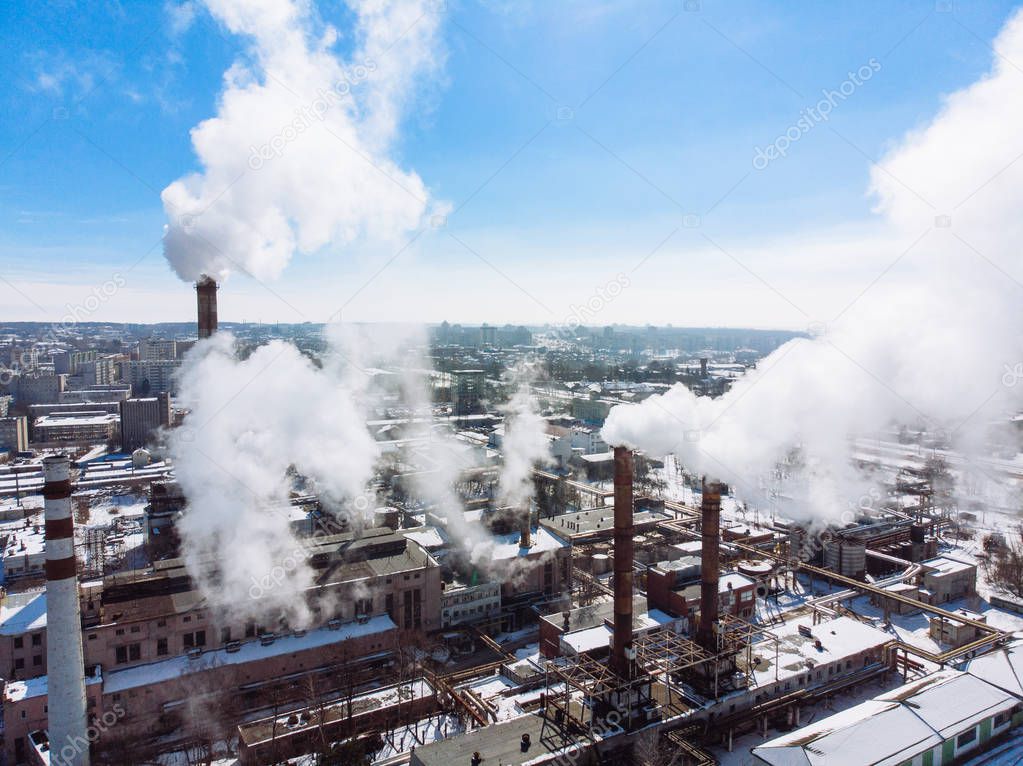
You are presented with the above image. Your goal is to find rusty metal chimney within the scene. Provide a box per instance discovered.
[697,479,722,652]
[196,275,218,340]
[612,446,635,678]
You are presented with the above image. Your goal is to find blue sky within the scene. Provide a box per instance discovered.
[0,0,1020,327]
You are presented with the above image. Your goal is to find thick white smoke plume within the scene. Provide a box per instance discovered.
[168,332,379,626]
[498,373,551,511]
[603,10,1023,520]
[162,0,445,281]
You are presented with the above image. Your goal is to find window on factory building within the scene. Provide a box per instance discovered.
[994,711,1011,728]
[13,637,22,649]
[130,625,141,633]
[221,628,231,643]
[32,655,41,666]
[31,633,41,646]
[183,631,206,649]
[156,638,168,656]
[957,727,977,748]
[14,658,24,670]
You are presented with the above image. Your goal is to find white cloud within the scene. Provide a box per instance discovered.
[161,0,447,283]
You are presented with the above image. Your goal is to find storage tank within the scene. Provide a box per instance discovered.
[823,538,867,579]
[737,560,774,580]
[590,553,611,575]
[374,506,401,530]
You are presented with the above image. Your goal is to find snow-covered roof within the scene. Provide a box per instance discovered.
[753,698,940,766]
[489,526,568,560]
[962,639,1023,698]
[875,670,1017,739]
[751,616,891,687]
[0,590,47,635]
[754,668,1019,766]
[103,615,396,695]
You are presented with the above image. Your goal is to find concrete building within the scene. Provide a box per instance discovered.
[646,559,757,622]
[0,415,29,453]
[440,580,501,628]
[58,387,130,405]
[929,608,988,648]
[571,394,612,425]
[51,350,96,376]
[918,555,977,604]
[0,526,442,763]
[452,369,485,416]
[118,360,181,395]
[67,356,117,389]
[31,412,119,445]
[138,338,177,361]
[12,374,67,406]
[119,394,171,451]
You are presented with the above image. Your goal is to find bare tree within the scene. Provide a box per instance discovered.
[991,525,1023,597]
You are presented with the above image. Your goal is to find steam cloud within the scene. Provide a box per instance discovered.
[498,371,551,511]
[603,9,1023,519]
[161,0,445,282]
[168,332,379,626]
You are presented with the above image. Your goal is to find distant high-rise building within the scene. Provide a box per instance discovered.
[119,360,181,395]
[12,373,67,405]
[139,338,178,361]
[119,394,172,451]
[68,356,117,388]
[0,415,28,453]
[51,350,97,376]
[452,369,486,416]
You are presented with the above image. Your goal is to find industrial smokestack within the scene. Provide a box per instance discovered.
[196,275,219,339]
[42,454,89,766]
[518,506,532,549]
[612,446,634,678]
[697,479,722,652]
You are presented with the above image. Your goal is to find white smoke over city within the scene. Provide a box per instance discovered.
[498,369,550,512]
[161,0,446,282]
[603,9,1023,521]
[168,331,380,626]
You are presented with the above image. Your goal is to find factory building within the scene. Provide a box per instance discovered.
[753,665,1023,766]
[30,411,119,445]
[118,394,171,451]
[0,520,442,763]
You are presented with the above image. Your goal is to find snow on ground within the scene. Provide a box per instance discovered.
[372,714,465,762]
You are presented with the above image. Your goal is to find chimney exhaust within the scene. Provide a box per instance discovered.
[697,479,723,652]
[42,454,90,766]
[519,506,532,549]
[196,275,219,340]
[612,446,635,678]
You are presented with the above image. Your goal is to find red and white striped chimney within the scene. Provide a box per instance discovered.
[42,455,90,766]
